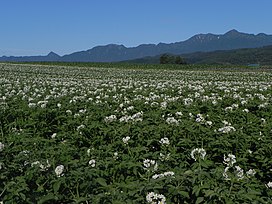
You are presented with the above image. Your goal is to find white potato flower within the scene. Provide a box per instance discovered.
[152,171,175,179]
[104,115,117,123]
[266,181,272,188]
[223,154,236,167]
[234,165,244,180]
[146,192,166,204]
[159,137,170,146]
[165,117,179,125]
[89,159,96,167]
[122,136,130,145]
[143,159,158,172]
[51,133,57,139]
[191,148,206,161]
[0,142,4,152]
[113,152,118,160]
[55,165,64,177]
[246,169,256,177]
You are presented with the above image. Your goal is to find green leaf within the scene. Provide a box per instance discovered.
[96,178,107,187]
[204,190,215,198]
[133,166,137,176]
[196,197,204,204]
[184,170,193,175]
[37,185,44,192]
[192,185,200,197]
[53,180,62,194]
[19,193,26,200]
[74,197,88,203]
[180,191,190,198]
[38,193,56,204]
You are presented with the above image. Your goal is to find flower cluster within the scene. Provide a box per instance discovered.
[122,136,130,145]
[119,111,143,123]
[146,192,166,204]
[51,133,57,139]
[246,169,256,177]
[223,154,236,167]
[159,137,170,146]
[77,124,85,131]
[31,160,51,171]
[55,165,65,177]
[175,111,183,117]
[160,101,167,109]
[104,114,117,123]
[266,182,272,188]
[184,98,193,106]
[223,165,244,181]
[194,113,212,126]
[191,148,206,161]
[234,165,244,180]
[113,152,118,160]
[222,154,256,181]
[152,171,175,179]
[165,117,179,125]
[143,159,158,172]
[218,121,236,133]
[195,113,205,124]
[225,103,239,111]
[89,159,96,167]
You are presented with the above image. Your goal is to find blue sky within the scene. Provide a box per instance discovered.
[1,0,272,56]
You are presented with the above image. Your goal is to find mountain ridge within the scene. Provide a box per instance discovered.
[122,45,272,65]
[1,29,272,62]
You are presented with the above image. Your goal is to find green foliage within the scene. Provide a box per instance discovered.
[183,45,272,65]
[122,45,272,66]
[160,54,187,65]
[0,63,272,203]
[8,60,258,71]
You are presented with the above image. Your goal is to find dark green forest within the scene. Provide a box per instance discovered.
[123,45,272,66]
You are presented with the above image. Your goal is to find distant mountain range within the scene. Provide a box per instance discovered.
[1,29,272,63]
[0,51,60,62]
[123,45,272,65]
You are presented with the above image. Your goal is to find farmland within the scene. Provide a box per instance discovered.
[1,63,272,203]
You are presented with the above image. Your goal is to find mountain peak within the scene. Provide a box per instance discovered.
[105,44,126,49]
[47,51,60,57]
[224,29,240,35]
[257,33,267,37]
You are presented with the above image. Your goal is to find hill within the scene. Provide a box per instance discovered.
[122,45,272,65]
[0,52,60,62]
[1,30,272,62]
[185,45,272,65]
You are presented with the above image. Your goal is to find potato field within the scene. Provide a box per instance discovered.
[0,63,272,203]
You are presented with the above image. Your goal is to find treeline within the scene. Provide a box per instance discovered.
[160,54,187,65]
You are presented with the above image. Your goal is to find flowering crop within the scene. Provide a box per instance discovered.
[55,165,65,177]
[0,63,272,203]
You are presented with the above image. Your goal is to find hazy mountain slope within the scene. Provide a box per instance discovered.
[122,45,272,65]
[1,30,272,62]
[0,52,60,62]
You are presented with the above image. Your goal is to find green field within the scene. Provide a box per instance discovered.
[1,63,272,203]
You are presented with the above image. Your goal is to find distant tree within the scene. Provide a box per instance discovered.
[160,54,187,65]
[175,56,186,64]
[160,54,170,64]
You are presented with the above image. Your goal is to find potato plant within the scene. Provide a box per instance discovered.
[0,63,272,203]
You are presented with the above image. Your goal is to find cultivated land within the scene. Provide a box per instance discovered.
[1,63,272,203]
